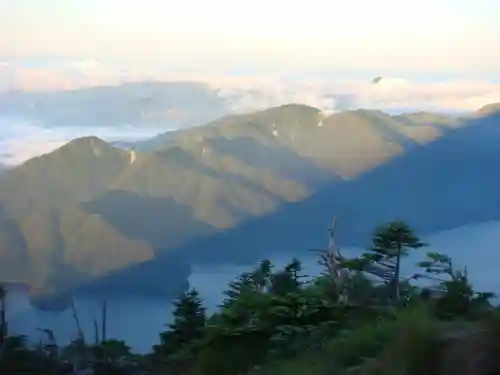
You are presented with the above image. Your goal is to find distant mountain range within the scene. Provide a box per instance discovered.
[0,102,498,308]
[0,80,467,133]
[0,81,229,128]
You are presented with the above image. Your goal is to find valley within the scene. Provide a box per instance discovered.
[0,101,497,310]
[2,4,498,373]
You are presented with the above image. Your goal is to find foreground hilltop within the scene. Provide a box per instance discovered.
[0,103,496,302]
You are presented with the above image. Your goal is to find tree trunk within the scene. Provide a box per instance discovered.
[101,300,107,343]
[0,286,6,353]
[93,319,99,345]
[394,244,402,301]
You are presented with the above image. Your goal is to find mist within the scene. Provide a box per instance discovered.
[0,116,174,166]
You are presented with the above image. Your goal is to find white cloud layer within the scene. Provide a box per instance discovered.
[2,63,499,113]
[215,76,500,114]
[1,67,500,167]
[0,119,171,166]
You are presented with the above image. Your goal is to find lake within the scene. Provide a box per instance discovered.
[6,221,500,353]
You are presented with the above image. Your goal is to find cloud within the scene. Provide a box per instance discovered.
[0,118,169,166]
[3,63,500,113]
[69,60,101,70]
[1,68,500,166]
[212,76,500,114]
[2,0,499,75]
[350,78,500,112]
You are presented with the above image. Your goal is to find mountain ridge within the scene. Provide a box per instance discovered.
[0,102,498,304]
[0,81,229,128]
[152,105,500,267]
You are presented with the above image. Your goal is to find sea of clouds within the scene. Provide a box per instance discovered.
[218,76,500,115]
[1,61,500,167]
[0,118,172,167]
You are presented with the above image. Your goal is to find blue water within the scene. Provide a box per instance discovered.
[6,221,500,353]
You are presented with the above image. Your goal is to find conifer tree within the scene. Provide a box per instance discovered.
[222,259,273,308]
[158,288,206,357]
[270,258,304,295]
[354,220,426,301]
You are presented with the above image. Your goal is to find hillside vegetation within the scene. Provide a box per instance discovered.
[0,103,494,303]
[1,220,499,375]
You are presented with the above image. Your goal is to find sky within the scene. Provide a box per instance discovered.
[0,0,500,166]
[1,0,499,74]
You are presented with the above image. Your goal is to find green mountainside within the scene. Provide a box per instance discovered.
[157,105,461,178]
[477,102,500,116]
[0,103,477,302]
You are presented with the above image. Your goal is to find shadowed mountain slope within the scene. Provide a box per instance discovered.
[156,106,500,268]
[0,103,490,300]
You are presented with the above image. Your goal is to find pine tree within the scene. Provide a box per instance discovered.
[270,258,305,295]
[158,288,206,357]
[417,252,494,319]
[222,272,256,309]
[222,260,274,307]
[358,220,426,301]
[251,259,273,292]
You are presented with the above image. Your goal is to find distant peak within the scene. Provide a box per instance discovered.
[341,109,388,118]
[477,102,500,116]
[67,135,107,145]
[59,136,116,156]
[278,103,320,111]
[260,103,320,115]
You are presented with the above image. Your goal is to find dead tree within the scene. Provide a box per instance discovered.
[0,285,6,361]
[70,298,85,345]
[92,299,108,347]
[93,319,99,345]
[69,298,89,373]
[101,299,107,343]
[37,328,59,358]
[310,217,349,303]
